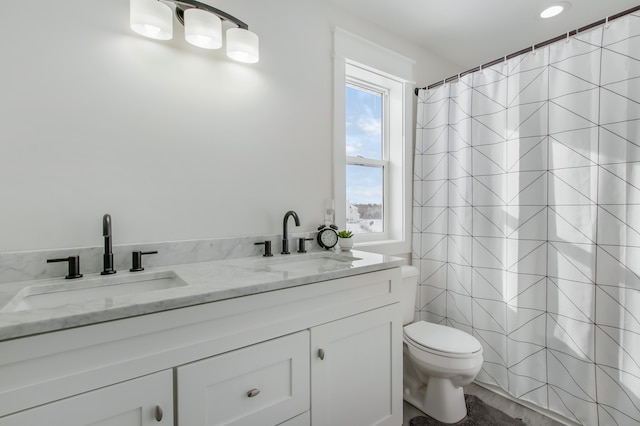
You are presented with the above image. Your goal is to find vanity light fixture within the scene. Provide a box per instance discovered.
[130,0,259,63]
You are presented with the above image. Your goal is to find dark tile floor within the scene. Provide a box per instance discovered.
[403,383,568,426]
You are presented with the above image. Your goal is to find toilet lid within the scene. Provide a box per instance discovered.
[404,321,482,355]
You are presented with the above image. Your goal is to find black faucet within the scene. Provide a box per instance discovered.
[281,210,300,254]
[101,213,116,275]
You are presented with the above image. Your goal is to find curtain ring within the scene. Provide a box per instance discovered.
[479,64,483,74]
[442,79,446,88]
[566,31,570,43]
[532,45,536,55]
[605,16,610,29]
[458,73,461,81]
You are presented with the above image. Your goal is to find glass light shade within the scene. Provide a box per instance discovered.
[540,5,564,18]
[130,0,173,40]
[226,28,259,63]
[184,8,222,49]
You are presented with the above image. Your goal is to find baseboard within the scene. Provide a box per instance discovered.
[472,381,580,426]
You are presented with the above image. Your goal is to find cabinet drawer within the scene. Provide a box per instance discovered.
[0,370,173,426]
[177,331,309,426]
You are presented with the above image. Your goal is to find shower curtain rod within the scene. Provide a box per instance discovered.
[414,4,640,96]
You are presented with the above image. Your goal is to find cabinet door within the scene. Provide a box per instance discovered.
[277,411,309,426]
[310,305,402,426]
[177,331,309,426]
[0,370,173,426]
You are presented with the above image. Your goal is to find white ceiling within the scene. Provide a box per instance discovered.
[325,0,639,71]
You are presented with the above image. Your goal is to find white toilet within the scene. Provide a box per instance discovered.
[400,265,484,424]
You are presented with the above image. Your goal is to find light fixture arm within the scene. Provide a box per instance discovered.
[169,0,249,30]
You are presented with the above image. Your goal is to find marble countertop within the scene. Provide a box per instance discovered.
[0,250,404,341]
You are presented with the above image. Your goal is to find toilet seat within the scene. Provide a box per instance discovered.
[404,321,482,356]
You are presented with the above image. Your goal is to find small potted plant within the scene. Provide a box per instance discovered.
[337,230,354,251]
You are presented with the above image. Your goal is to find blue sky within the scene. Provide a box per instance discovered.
[346,85,382,159]
[345,85,383,205]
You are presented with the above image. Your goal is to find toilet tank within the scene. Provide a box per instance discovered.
[400,265,420,325]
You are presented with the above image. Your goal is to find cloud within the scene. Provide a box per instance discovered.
[357,115,381,136]
[347,167,383,203]
[349,187,382,202]
[346,112,381,158]
[346,135,363,155]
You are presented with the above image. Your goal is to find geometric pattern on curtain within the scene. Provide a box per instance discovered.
[413,11,640,426]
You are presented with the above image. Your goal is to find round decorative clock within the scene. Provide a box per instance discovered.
[316,224,339,250]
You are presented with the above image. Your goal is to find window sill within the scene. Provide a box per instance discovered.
[352,238,410,257]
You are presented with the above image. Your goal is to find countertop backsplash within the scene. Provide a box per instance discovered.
[0,233,318,285]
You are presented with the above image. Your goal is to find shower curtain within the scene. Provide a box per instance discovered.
[413,11,640,426]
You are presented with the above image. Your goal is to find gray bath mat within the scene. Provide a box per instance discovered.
[409,394,527,426]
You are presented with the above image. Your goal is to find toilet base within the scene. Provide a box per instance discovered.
[426,377,467,423]
[404,376,467,424]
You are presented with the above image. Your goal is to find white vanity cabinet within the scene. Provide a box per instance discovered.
[0,370,173,426]
[0,267,401,426]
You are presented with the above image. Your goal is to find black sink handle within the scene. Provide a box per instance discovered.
[130,251,158,272]
[47,256,83,279]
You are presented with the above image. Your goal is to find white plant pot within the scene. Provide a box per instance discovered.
[338,237,353,251]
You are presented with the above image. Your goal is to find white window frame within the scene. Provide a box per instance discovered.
[345,71,390,242]
[333,28,415,255]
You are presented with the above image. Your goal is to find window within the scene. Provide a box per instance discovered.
[333,29,414,254]
[345,79,386,236]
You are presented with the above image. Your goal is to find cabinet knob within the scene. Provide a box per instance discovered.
[318,348,325,360]
[154,405,163,422]
[247,388,261,398]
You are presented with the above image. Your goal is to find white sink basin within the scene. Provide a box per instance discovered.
[1,271,188,313]
[260,253,362,275]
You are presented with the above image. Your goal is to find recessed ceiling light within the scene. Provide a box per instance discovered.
[540,2,571,19]
[540,5,564,18]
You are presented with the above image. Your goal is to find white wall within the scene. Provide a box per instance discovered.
[0,0,457,253]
